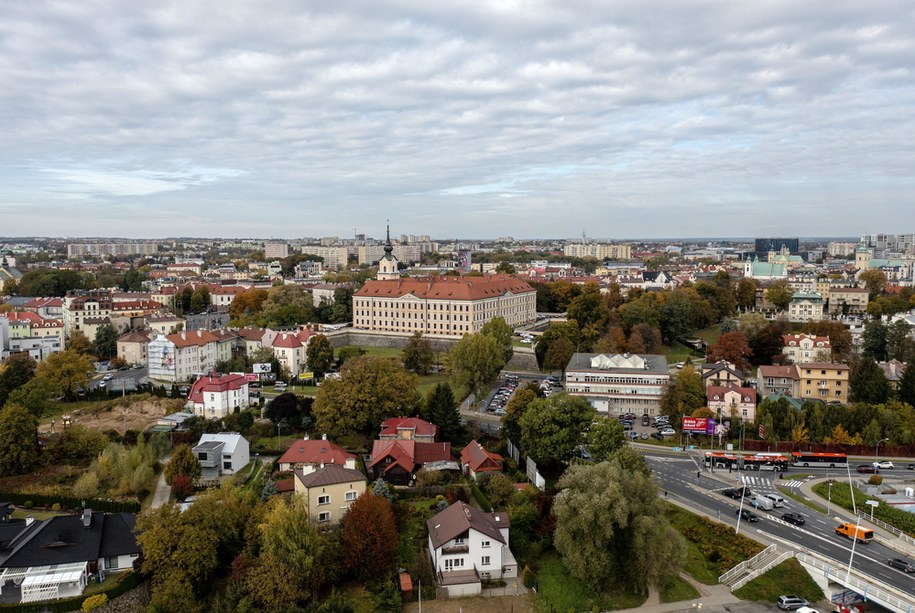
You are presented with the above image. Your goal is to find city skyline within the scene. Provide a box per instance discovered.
[2,2,914,238]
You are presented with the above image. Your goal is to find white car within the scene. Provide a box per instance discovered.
[874,461,894,469]
[659,427,676,436]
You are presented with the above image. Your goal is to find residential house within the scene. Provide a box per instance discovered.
[796,363,850,403]
[369,439,453,485]
[781,334,831,364]
[209,285,246,308]
[563,353,670,417]
[21,298,64,320]
[757,365,801,398]
[0,510,140,604]
[186,373,249,418]
[146,315,185,335]
[706,385,757,422]
[427,501,517,598]
[116,330,151,366]
[147,330,220,382]
[379,417,438,442]
[293,464,367,525]
[827,287,869,315]
[0,311,65,361]
[460,440,504,480]
[701,361,748,390]
[787,292,824,323]
[0,256,22,293]
[277,435,357,473]
[877,360,907,392]
[193,433,250,480]
[270,330,314,376]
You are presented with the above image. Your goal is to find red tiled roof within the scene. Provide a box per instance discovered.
[187,373,247,403]
[369,440,452,472]
[272,332,305,348]
[758,365,799,379]
[706,385,757,404]
[782,333,830,348]
[237,328,267,341]
[274,477,295,493]
[167,329,221,347]
[23,297,62,309]
[117,331,152,344]
[278,438,355,467]
[460,440,503,474]
[355,274,535,301]
[2,311,43,325]
[380,417,438,439]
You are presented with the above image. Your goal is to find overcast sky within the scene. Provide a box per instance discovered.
[2,1,913,240]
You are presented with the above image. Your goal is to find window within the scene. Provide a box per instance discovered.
[482,556,491,565]
[444,558,464,570]
[197,452,207,460]
[481,540,490,548]
[345,491,357,502]
[318,512,331,522]
[318,495,330,506]
[223,461,232,470]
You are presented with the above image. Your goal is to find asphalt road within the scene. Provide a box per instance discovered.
[644,450,915,599]
[90,366,149,391]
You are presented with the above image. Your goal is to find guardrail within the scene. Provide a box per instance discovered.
[797,552,915,613]
[719,543,776,585]
[856,510,915,548]
[731,550,793,591]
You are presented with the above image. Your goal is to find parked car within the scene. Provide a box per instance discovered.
[736,509,759,522]
[628,431,639,440]
[856,464,878,474]
[874,461,894,469]
[908,463,915,470]
[493,409,506,416]
[651,432,664,440]
[640,432,649,440]
[888,557,915,572]
[675,361,685,369]
[776,596,809,610]
[659,427,676,436]
[782,512,806,526]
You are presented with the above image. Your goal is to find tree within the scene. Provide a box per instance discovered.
[171,474,194,500]
[764,282,792,311]
[553,458,685,594]
[313,356,418,438]
[480,317,514,363]
[228,288,269,324]
[67,330,95,356]
[886,320,913,361]
[426,382,462,442]
[93,324,118,361]
[165,444,202,485]
[519,394,596,469]
[502,387,537,444]
[704,331,753,371]
[543,336,575,375]
[586,418,626,462]
[862,320,888,361]
[0,352,36,408]
[261,284,313,327]
[803,320,853,362]
[305,334,335,378]
[336,346,366,366]
[535,321,580,369]
[402,332,434,375]
[480,472,515,509]
[899,357,915,410]
[0,403,39,476]
[264,392,305,425]
[340,493,398,582]
[448,333,504,409]
[567,283,611,349]
[631,323,661,354]
[190,286,210,314]
[35,349,93,400]
[748,322,788,366]
[736,278,758,310]
[859,269,888,299]
[850,357,891,405]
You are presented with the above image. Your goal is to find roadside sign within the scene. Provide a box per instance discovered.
[244,373,259,382]
[298,372,314,380]
[252,363,272,374]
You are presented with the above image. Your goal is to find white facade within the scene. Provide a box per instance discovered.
[194,433,250,478]
[564,353,671,416]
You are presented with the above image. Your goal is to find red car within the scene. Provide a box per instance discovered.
[856,464,878,474]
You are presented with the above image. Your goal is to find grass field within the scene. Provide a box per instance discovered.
[733,558,823,603]
[535,551,647,612]
[659,574,701,603]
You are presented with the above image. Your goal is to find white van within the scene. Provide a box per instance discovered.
[764,494,785,508]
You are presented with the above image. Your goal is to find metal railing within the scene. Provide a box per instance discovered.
[719,543,776,585]
[797,552,915,613]
[856,510,915,548]
[730,551,793,591]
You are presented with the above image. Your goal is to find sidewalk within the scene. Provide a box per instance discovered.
[632,573,741,613]
[149,455,172,509]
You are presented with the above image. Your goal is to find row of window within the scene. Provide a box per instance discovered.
[317,491,358,506]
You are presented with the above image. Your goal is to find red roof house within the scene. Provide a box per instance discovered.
[379,417,438,443]
[460,440,504,480]
[368,439,452,485]
[277,435,357,473]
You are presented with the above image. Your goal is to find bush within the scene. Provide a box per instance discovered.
[868,475,883,485]
[171,474,194,501]
[470,482,492,512]
[81,594,108,612]
[51,503,61,512]
[522,564,535,588]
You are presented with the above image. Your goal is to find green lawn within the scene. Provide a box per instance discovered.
[535,551,647,612]
[11,508,66,520]
[659,574,701,603]
[733,558,823,603]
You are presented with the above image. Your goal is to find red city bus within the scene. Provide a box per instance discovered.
[791,451,848,468]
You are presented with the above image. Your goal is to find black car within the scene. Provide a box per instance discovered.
[650,432,664,440]
[907,463,915,470]
[736,509,759,522]
[722,488,743,499]
[888,558,915,572]
[782,512,805,526]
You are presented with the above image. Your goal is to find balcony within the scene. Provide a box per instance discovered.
[442,544,469,555]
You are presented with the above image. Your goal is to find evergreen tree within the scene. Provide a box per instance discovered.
[164,444,202,485]
[0,403,39,476]
[850,356,891,405]
[426,382,462,442]
[93,324,118,361]
[0,353,36,408]
[862,320,888,361]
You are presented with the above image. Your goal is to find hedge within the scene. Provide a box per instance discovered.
[0,571,143,613]
[470,482,492,512]
[0,492,140,514]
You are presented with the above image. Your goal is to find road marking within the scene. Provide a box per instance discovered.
[782,480,805,488]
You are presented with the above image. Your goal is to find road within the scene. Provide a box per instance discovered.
[90,366,149,392]
[644,449,915,599]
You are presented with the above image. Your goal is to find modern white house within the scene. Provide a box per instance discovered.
[427,501,517,598]
[193,433,250,480]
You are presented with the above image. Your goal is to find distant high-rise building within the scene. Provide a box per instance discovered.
[300,246,349,270]
[67,242,158,258]
[827,242,857,257]
[754,237,798,257]
[563,243,632,260]
[264,241,289,259]
[860,234,915,256]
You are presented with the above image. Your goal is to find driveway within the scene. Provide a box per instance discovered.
[150,456,171,509]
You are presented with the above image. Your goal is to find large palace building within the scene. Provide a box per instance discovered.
[352,228,536,336]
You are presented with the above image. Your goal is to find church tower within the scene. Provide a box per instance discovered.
[376,223,399,281]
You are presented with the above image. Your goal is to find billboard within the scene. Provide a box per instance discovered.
[252,363,272,374]
[244,373,259,382]
[682,417,707,433]
[298,372,314,381]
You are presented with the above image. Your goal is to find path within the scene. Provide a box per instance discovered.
[631,573,742,613]
[150,455,171,509]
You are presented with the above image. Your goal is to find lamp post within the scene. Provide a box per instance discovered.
[845,461,857,515]
[846,514,863,582]
[875,437,890,465]
[735,477,747,535]
[827,480,832,516]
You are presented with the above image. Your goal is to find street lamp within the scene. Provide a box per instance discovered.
[875,437,890,465]
[846,514,863,582]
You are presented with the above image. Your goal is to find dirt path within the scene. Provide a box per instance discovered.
[403,594,535,613]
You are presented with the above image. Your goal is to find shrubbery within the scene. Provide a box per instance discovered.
[81,594,107,612]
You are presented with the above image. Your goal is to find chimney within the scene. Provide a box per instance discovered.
[82,508,92,528]
[197,330,203,338]
[181,331,187,340]
[25,516,35,527]
[303,434,309,441]
[321,433,327,440]
[320,461,325,469]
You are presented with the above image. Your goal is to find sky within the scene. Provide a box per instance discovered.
[2,1,914,240]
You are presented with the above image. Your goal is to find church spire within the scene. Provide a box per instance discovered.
[384,220,393,257]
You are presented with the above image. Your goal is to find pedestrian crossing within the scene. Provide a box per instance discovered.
[781,479,804,488]
[739,475,771,489]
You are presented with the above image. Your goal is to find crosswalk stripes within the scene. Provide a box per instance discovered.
[782,479,804,488]
[739,475,772,488]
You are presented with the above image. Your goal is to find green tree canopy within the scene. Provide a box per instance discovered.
[190,286,210,314]
[850,357,891,405]
[552,456,685,595]
[261,284,314,327]
[448,332,505,409]
[93,324,118,361]
[543,336,576,374]
[862,319,888,361]
[165,444,202,485]
[0,403,39,476]
[586,417,627,462]
[313,356,418,438]
[426,382,462,443]
[480,316,514,363]
[502,387,537,445]
[0,352,37,408]
[764,281,792,311]
[519,394,595,469]
[35,349,93,400]
[7,377,58,418]
[402,331,434,375]
[306,334,335,377]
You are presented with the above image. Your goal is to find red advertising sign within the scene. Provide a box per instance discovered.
[244,373,259,382]
[682,417,707,432]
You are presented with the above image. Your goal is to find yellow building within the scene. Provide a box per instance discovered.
[294,464,367,525]
[797,363,850,403]
[563,243,632,260]
[827,287,869,315]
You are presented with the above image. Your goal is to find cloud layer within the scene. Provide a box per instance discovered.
[2,1,913,239]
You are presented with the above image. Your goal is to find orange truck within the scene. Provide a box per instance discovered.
[835,523,874,543]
